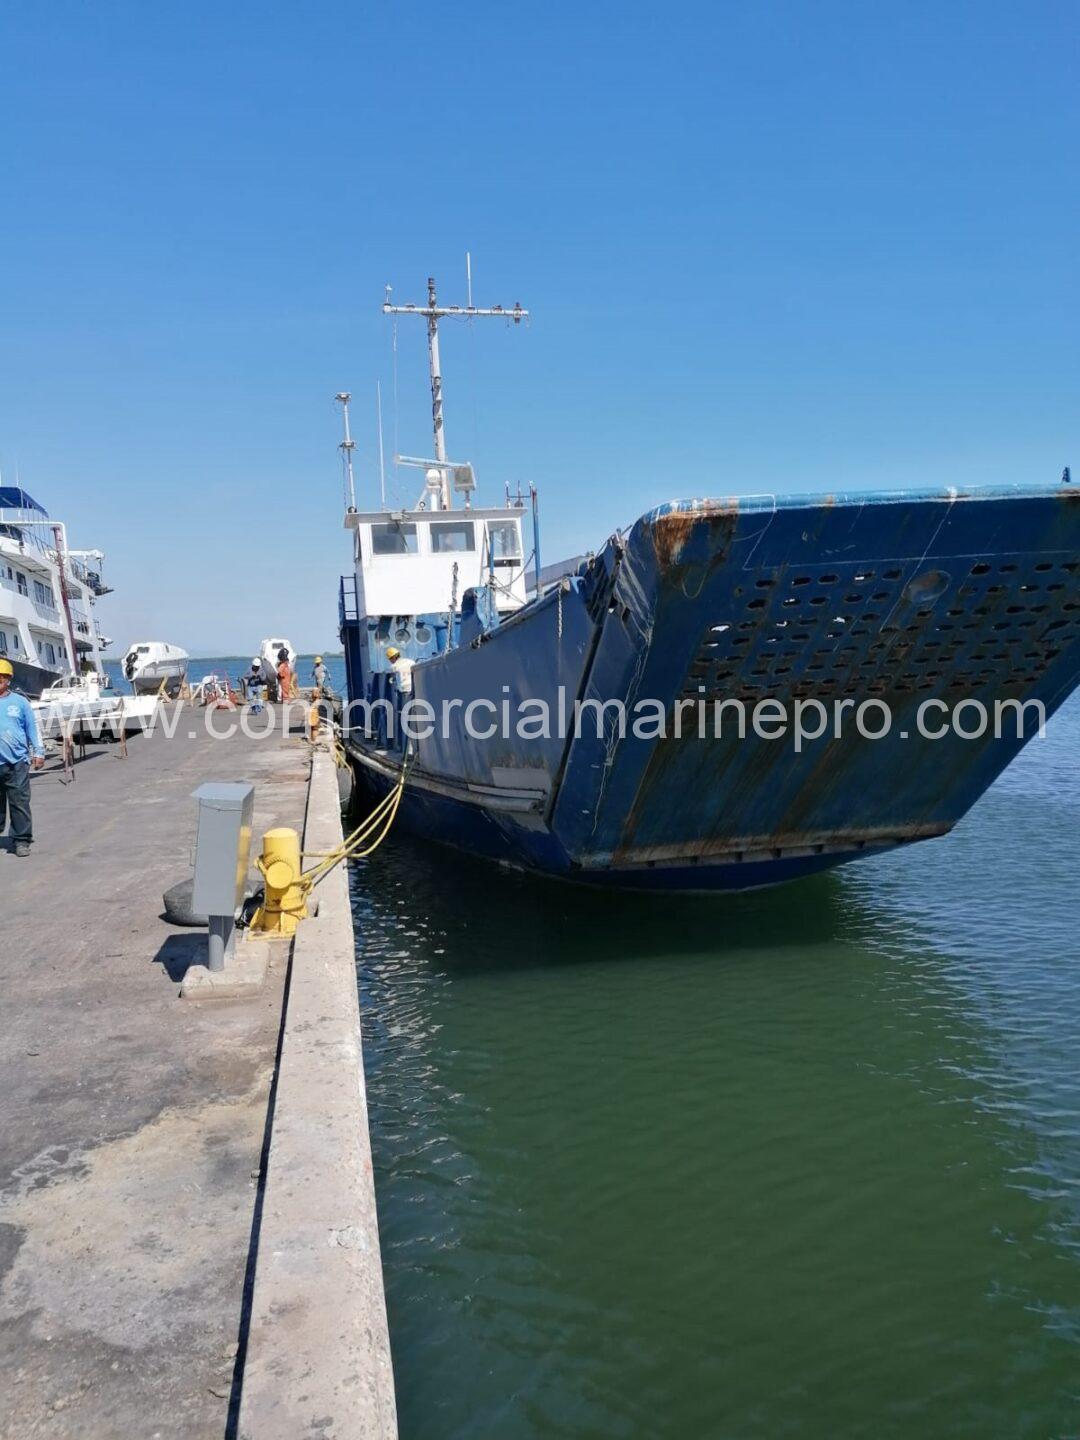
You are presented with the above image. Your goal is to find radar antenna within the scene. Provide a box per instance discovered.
[382,276,528,510]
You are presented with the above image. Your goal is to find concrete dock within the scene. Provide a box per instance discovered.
[0,711,396,1438]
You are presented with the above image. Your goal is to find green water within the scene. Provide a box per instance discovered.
[350,698,1080,1439]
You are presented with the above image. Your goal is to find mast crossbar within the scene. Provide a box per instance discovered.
[382,275,528,510]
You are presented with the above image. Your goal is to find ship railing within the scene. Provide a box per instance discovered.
[0,516,52,559]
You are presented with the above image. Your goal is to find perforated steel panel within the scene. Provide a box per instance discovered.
[680,555,1080,704]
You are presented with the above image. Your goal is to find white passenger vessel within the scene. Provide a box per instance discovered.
[0,484,111,696]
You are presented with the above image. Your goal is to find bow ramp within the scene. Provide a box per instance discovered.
[546,483,1080,881]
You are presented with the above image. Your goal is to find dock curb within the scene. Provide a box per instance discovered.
[237,747,398,1439]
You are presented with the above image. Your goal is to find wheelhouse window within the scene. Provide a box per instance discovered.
[33,580,53,606]
[16,571,28,596]
[430,520,475,554]
[0,631,7,654]
[487,521,522,567]
[371,522,419,556]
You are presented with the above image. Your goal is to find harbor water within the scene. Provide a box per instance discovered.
[351,695,1080,1440]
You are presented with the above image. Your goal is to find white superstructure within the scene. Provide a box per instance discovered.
[0,485,111,697]
[342,275,531,628]
[345,506,528,618]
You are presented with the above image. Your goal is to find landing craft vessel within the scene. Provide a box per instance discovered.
[338,277,1080,891]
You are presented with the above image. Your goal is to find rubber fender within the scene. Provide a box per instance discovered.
[162,878,207,928]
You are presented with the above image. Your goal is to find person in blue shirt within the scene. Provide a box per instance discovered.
[0,658,45,857]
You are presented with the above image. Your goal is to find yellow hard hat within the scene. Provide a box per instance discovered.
[386,647,400,661]
[314,655,323,663]
[0,658,12,677]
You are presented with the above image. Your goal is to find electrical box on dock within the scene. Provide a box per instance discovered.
[191,782,255,920]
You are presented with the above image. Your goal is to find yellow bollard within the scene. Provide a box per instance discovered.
[250,827,308,936]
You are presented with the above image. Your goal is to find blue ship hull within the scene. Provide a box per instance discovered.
[342,484,1080,892]
[348,753,878,892]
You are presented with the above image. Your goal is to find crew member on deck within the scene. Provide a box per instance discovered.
[0,658,45,858]
[385,647,414,695]
[276,649,293,701]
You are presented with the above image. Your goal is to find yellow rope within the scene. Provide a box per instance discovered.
[299,760,410,892]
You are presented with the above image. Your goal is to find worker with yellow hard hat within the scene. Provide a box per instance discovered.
[311,654,330,695]
[0,658,45,857]
[385,646,415,695]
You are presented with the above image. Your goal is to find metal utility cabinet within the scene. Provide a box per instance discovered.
[191,782,255,971]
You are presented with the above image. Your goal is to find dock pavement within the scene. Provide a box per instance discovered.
[0,707,396,1439]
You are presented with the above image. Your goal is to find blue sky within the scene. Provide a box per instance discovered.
[1,1,1075,653]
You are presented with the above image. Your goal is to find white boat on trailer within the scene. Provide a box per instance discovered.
[122,640,189,695]
[259,636,296,670]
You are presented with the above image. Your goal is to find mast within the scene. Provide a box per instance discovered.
[376,381,387,507]
[335,392,357,512]
[530,484,542,599]
[426,278,447,481]
[383,276,527,511]
[51,524,85,676]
